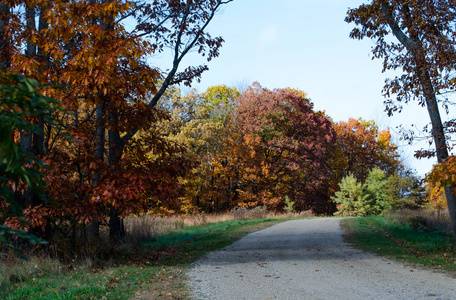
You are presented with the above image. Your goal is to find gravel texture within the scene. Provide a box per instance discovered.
[186,218,456,300]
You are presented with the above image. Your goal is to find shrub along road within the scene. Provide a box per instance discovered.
[187,218,456,300]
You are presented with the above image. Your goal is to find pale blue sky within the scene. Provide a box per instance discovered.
[161,0,452,176]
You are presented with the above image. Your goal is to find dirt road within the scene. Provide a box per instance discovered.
[187,218,456,300]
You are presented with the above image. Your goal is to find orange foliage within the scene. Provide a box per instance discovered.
[427,156,456,210]
[195,83,336,213]
[426,181,447,211]
[331,118,401,182]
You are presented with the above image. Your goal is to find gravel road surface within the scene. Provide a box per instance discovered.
[186,218,456,300]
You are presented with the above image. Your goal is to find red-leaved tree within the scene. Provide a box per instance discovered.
[207,83,336,213]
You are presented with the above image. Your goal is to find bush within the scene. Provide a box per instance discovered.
[333,167,422,217]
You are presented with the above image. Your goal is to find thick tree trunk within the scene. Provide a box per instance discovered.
[34,5,50,156]
[108,205,124,243]
[37,4,49,68]
[23,4,52,243]
[34,117,45,155]
[25,6,46,157]
[25,6,36,57]
[443,186,456,239]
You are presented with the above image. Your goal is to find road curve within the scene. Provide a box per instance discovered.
[187,218,456,300]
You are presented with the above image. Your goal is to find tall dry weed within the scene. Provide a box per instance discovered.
[230,206,269,220]
[0,255,62,286]
[124,215,181,245]
[124,209,314,248]
[383,208,451,231]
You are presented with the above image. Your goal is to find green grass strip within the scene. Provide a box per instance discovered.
[342,216,456,273]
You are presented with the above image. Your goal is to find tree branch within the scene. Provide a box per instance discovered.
[380,1,417,51]
[121,0,230,143]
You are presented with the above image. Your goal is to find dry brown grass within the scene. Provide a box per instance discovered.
[124,209,315,246]
[383,208,452,231]
[0,255,63,286]
[124,212,233,246]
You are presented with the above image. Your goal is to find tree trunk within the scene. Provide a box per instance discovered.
[420,73,456,246]
[20,132,35,209]
[0,3,10,69]
[109,206,124,242]
[381,1,456,246]
[37,4,49,69]
[89,103,106,239]
[25,5,36,57]
[443,185,456,240]
[108,109,126,242]
[20,4,37,210]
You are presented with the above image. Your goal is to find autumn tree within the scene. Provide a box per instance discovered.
[157,84,239,213]
[346,0,456,245]
[215,83,336,213]
[96,0,234,240]
[1,0,160,243]
[425,179,447,217]
[0,0,233,246]
[332,118,402,182]
[428,156,456,214]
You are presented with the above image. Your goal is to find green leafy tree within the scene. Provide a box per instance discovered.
[202,85,239,121]
[364,167,390,215]
[0,73,61,247]
[333,167,398,216]
[332,173,366,216]
[385,171,425,209]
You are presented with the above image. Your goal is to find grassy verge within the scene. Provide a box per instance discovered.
[2,218,284,300]
[341,216,456,274]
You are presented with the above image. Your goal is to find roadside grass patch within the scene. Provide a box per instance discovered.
[342,216,456,273]
[2,218,284,300]
[145,219,284,265]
